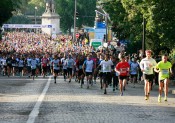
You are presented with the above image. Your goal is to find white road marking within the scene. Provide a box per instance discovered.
[26,76,51,123]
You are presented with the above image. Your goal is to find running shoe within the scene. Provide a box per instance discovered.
[164,96,167,101]
[147,93,150,100]
[145,95,148,100]
[120,92,123,96]
[158,95,161,103]
[104,89,107,94]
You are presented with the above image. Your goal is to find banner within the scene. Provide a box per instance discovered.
[2,24,53,29]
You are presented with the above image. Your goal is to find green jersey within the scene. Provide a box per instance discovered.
[156,61,172,80]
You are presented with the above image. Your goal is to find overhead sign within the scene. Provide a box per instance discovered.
[94,28,106,39]
[90,39,103,50]
[2,24,53,29]
[97,22,106,28]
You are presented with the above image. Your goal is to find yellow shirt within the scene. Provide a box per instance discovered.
[156,61,172,80]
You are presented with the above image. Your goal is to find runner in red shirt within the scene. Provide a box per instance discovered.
[115,55,130,96]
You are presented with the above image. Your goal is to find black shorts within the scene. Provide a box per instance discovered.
[7,64,12,68]
[130,74,137,78]
[118,76,128,80]
[143,74,154,82]
[99,72,103,77]
[85,72,93,76]
[3,65,7,69]
[103,72,111,84]
[54,69,60,74]
[67,68,72,76]
[18,67,23,72]
[42,66,47,72]
[78,69,84,76]
[31,69,36,76]
[27,66,31,73]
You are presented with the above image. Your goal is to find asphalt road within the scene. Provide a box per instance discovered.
[0,76,175,123]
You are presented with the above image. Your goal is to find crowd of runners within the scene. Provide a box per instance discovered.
[0,31,174,103]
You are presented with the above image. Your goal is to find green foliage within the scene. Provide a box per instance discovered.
[169,49,175,64]
[7,15,31,24]
[55,0,96,34]
[0,0,22,26]
[26,0,45,15]
[99,0,175,54]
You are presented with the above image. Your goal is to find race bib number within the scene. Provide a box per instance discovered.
[103,64,110,71]
[162,69,169,75]
[120,68,127,73]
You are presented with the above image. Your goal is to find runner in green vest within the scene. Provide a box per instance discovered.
[155,54,172,103]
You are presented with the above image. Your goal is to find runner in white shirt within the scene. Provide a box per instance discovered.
[98,54,113,94]
[61,55,68,81]
[27,56,32,77]
[140,50,157,100]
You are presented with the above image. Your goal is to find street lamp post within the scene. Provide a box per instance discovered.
[34,6,37,33]
[35,6,37,24]
[73,0,77,42]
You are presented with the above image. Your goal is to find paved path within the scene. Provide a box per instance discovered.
[0,76,174,123]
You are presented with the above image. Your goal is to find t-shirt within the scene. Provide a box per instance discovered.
[84,60,94,72]
[100,60,113,72]
[130,62,139,75]
[61,58,67,69]
[116,62,130,76]
[18,60,24,67]
[42,58,48,67]
[31,59,37,69]
[52,59,60,70]
[156,61,172,80]
[140,57,157,75]
[66,58,75,68]
[6,58,12,65]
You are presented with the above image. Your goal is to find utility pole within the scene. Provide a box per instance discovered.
[73,0,77,42]
[142,17,146,56]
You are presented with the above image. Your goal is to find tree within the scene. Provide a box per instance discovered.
[121,0,175,52]
[0,0,23,27]
[55,0,96,34]
[100,0,175,54]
